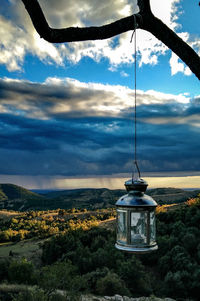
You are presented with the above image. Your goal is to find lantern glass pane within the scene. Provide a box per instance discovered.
[117,210,127,243]
[131,212,147,245]
[150,211,156,243]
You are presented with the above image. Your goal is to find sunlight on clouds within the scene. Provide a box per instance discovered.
[44,77,135,115]
[0,0,196,76]
[119,4,132,17]
[145,90,190,104]
[170,53,192,76]
[33,32,64,65]
[142,114,200,126]
[150,0,181,30]
[46,0,191,73]
[61,0,183,69]
[169,32,192,76]
[192,39,200,56]
[0,2,64,71]
[0,16,26,71]
[1,76,191,120]
[1,78,190,122]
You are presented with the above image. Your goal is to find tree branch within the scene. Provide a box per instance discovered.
[140,9,200,80]
[21,0,140,42]
[21,0,200,80]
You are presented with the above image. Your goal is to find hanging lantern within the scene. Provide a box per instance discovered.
[115,178,158,253]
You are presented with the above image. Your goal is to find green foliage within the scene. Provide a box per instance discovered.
[39,260,78,291]
[96,271,130,296]
[2,197,200,300]
[154,204,200,300]
[8,258,36,285]
[0,208,115,243]
[0,259,10,281]
[41,227,152,297]
[12,288,48,301]
[83,267,109,293]
[117,256,152,296]
[11,288,68,301]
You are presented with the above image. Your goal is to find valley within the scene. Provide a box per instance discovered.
[0,183,200,300]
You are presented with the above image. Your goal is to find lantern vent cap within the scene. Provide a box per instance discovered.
[125,178,148,192]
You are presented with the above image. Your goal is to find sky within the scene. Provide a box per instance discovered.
[0,0,199,190]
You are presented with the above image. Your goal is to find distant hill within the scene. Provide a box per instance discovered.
[0,183,199,211]
[43,188,124,209]
[147,187,200,204]
[0,184,45,211]
[43,186,200,208]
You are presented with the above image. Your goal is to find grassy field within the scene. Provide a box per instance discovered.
[0,239,45,265]
[0,210,21,221]
[98,218,115,231]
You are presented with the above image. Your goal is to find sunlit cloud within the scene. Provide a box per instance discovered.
[0,2,64,71]
[0,0,198,76]
[0,76,190,120]
[0,76,193,120]
[170,52,192,76]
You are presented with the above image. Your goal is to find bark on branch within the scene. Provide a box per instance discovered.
[21,0,200,80]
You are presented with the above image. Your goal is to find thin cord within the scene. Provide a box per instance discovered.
[131,15,141,180]
[134,27,137,165]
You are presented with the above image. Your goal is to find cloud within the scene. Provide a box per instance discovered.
[0,76,191,120]
[170,52,191,76]
[120,71,129,77]
[169,32,192,76]
[0,1,63,71]
[0,15,26,71]
[0,0,198,75]
[150,0,181,30]
[0,76,199,178]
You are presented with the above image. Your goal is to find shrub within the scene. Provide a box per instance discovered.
[12,288,48,301]
[8,259,36,285]
[96,271,130,296]
[0,259,10,281]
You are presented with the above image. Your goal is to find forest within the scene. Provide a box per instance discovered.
[0,196,200,300]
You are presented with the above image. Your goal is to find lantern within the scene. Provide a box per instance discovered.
[115,178,158,253]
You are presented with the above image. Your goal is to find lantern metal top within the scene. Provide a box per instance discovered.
[125,178,148,192]
[116,178,157,208]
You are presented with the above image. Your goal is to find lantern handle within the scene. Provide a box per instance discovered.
[132,161,141,181]
[134,160,141,180]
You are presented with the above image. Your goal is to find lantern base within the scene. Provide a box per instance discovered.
[115,243,158,254]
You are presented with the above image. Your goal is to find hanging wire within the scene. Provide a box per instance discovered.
[131,15,141,181]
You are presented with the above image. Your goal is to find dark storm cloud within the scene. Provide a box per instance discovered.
[183,97,200,116]
[137,122,200,171]
[0,78,199,176]
[138,103,183,118]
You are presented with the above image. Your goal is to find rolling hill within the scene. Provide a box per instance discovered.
[147,187,200,204]
[0,184,45,211]
[0,183,199,211]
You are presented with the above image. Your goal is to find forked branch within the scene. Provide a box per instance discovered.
[21,0,200,80]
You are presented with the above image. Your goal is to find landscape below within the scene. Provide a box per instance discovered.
[0,183,200,301]
[0,183,200,211]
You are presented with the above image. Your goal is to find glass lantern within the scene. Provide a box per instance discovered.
[115,178,158,253]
